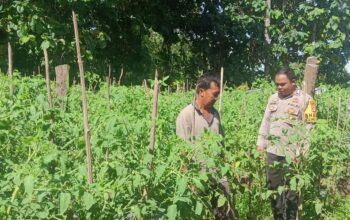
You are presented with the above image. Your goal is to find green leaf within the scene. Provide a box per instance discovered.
[59,192,71,215]
[155,164,166,181]
[277,186,284,195]
[217,195,226,208]
[82,192,94,210]
[176,177,187,195]
[41,40,50,50]
[193,178,205,192]
[167,204,177,220]
[290,177,297,191]
[20,35,35,44]
[195,201,203,215]
[24,175,34,195]
[315,200,323,215]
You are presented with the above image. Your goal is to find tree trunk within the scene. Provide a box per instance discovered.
[264,0,271,79]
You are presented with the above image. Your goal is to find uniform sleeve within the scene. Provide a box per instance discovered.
[301,95,317,156]
[176,112,191,141]
[257,101,271,148]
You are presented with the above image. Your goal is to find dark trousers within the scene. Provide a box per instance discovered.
[267,153,298,220]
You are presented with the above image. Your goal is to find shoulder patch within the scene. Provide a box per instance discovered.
[304,100,317,123]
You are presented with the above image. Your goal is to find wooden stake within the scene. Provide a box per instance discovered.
[191,92,196,144]
[302,56,319,97]
[73,11,93,184]
[218,67,224,117]
[107,64,111,111]
[343,97,349,131]
[8,42,13,96]
[55,65,70,110]
[242,93,247,119]
[149,69,159,169]
[336,97,341,130]
[43,48,53,108]
[118,66,124,86]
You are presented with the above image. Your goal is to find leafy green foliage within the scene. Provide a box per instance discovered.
[0,74,348,219]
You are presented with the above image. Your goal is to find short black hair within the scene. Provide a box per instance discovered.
[275,67,297,81]
[196,74,220,94]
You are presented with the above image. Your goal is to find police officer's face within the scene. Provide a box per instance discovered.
[275,74,296,97]
[199,82,220,107]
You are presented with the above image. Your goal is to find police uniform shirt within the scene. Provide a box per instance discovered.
[257,89,316,158]
[176,103,223,141]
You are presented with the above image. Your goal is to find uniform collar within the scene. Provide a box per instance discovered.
[279,89,300,100]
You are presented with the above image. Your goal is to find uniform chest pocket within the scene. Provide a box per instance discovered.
[269,103,278,112]
[287,107,299,118]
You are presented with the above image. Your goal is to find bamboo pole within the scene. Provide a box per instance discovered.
[336,97,341,130]
[149,69,159,169]
[118,66,124,86]
[8,42,13,96]
[107,64,111,111]
[43,48,53,108]
[218,67,224,117]
[72,11,93,184]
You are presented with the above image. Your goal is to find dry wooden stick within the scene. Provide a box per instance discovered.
[149,69,159,169]
[336,97,341,130]
[43,48,53,108]
[343,97,349,131]
[191,92,196,144]
[107,64,111,111]
[118,66,124,86]
[218,67,224,117]
[8,42,13,97]
[73,11,93,184]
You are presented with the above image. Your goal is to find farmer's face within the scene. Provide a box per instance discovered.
[199,82,220,107]
[275,74,296,97]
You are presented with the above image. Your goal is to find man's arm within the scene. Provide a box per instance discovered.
[176,112,191,141]
[257,101,271,152]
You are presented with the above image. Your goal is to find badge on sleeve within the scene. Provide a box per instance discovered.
[304,100,317,123]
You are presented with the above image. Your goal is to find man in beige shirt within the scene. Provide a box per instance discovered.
[176,76,223,141]
[257,67,316,220]
[176,75,235,219]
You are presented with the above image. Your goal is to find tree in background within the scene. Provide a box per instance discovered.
[0,0,349,85]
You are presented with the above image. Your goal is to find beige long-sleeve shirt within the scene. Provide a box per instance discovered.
[257,89,316,157]
[176,103,223,141]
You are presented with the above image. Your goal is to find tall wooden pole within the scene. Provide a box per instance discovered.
[336,97,342,130]
[344,97,349,131]
[8,42,13,96]
[43,48,53,108]
[73,11,93,184]
[149,69,159,169]
[118,66,124,86]
[107,64,111,111]
[218,67,224,117]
